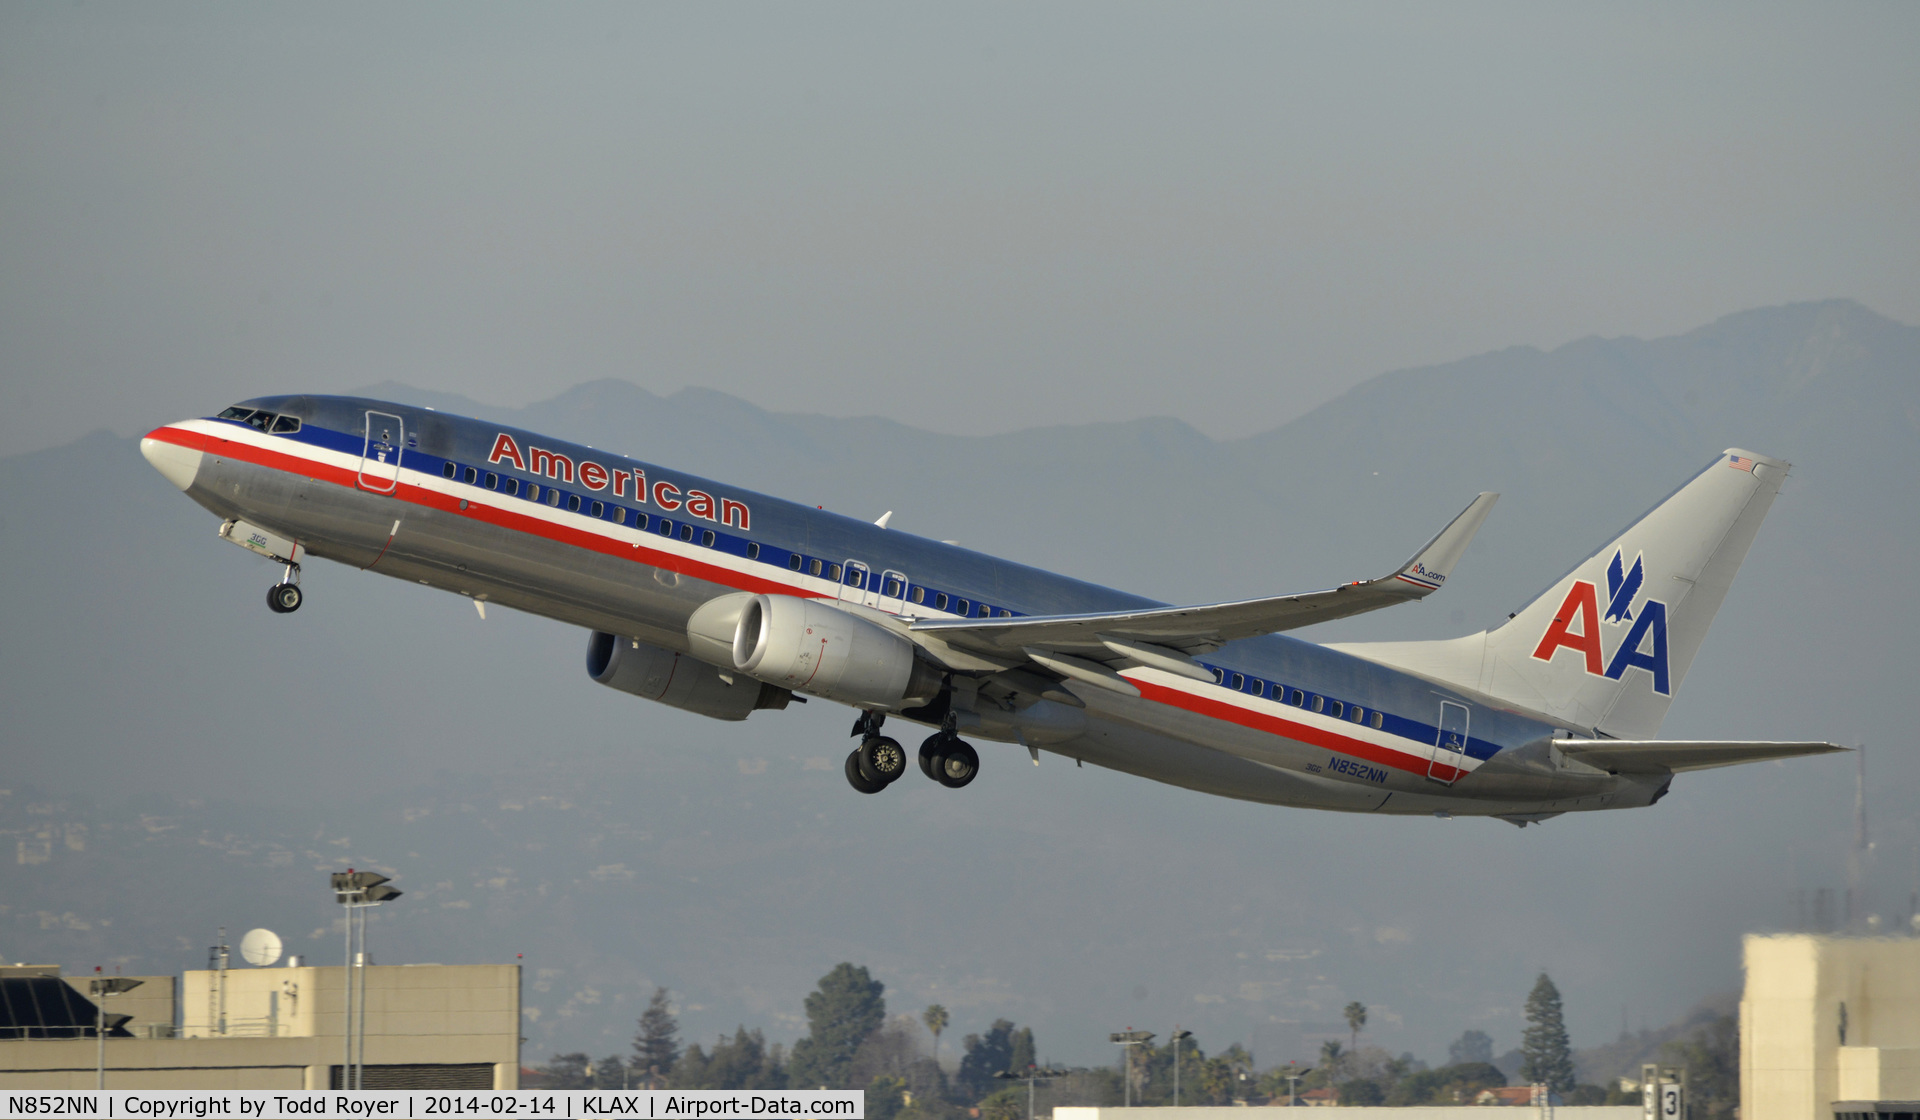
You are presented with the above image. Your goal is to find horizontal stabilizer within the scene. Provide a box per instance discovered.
[1557,739,1846,775]
[912,492,1497,657]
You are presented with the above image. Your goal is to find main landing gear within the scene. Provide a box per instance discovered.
[844,713,978,793]
[266,562,304,614]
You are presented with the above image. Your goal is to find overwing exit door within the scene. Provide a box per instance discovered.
[1429,700,1470,784]
[358,411,404,493]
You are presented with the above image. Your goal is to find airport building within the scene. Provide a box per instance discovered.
[0,961,520,1090]
[1743,934,1920,1120]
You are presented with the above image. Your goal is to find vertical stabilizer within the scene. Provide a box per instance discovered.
[1330,450,1789,738]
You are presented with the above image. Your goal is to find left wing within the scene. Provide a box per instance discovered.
[1557,740,1847,774]
[910,492,1497,659]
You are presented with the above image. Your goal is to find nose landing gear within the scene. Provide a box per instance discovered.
[266,562,304,614]
[841,712,980,793]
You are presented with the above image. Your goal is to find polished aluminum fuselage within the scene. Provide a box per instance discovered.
[145,395,1667,819]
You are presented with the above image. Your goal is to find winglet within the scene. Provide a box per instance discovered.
[1387,492,1497,596]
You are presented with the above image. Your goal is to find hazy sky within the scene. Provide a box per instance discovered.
[3,3,1917,455]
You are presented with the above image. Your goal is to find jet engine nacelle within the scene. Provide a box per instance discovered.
[586,632,791,722]
[731,594,942,708]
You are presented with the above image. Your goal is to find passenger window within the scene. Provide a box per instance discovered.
[1349,706,1364,723]
[827,563,841,581]
[1329,700,1344,719]
[1370,712,1384,730]
[1249,679,1265,697]
[789,554,803,571]
[1213,668,1225,684]
[956,600,971,615]
[1231,673,1244,690]
[658,519,674,536]
[997,609,1011,618]
[632,512,647,530]
[746,543,760,560]
[270,415,301,433]
[809,559,823,576]
[442,462,456,479]
[701,530,715,547]
[464,467,478,484]
[934,593,949,610]
[846,568,863,588]
[911,587,925,604]
[485,472,498,490]
[567,494,581,512]
[1290,689,1305,706]
[504,479,518,496]
[590,500,604,517]
[613,507,626,524]
[680,524,694,542]
[1310,696,1325,713]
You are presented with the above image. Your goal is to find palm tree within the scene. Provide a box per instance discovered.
[1320,1039,1344,1080]
[1344,1001,1368,1055]
[923,1004,950,1064]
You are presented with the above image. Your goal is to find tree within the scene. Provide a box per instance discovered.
[923,1005,949,1063]
[1319,1039,1344,1076]
[1519,973,1576,1094]
[544,1052,593,1089]
[1008,1026,1036,1075]
[957,1019,1019,1102]
[674,1027,786,1090]
[1344,1002,1368,1054]
[634,987,682,1088]
[1661,1014,1739,1120]
[786,963,888,1089]
[1447,1030,1494,1067]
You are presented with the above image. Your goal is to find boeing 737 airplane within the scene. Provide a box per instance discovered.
[140,397,1841,824]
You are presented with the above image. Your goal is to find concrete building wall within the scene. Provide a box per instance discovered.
[1741,934,1920,1120]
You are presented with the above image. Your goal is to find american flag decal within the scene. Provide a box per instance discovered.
[1727,455,1755,472]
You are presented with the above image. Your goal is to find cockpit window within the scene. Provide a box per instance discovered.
[218,405,300,434]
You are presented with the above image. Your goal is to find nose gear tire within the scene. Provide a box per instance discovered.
[268,583,303,613]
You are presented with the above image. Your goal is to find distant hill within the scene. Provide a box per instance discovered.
[2,300,1911,1067]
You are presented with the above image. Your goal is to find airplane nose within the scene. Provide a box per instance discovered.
[141,428,203,491]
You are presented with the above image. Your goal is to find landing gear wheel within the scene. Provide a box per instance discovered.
[267,583,303,613]
[857,736,907,785]
[844,750,886,794]
[924,736,979,788]
[919,734,947,780]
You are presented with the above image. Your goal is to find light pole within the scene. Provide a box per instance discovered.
[332,870,402,1090]
[1109,1030,1154,1107]
[1278,1063,1312,1108]
[993,1066,1067,1120]
[90,972,142,1089]
[1170,1029,1191,1106]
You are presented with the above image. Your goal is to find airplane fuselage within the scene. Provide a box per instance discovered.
[141,395,1671,822]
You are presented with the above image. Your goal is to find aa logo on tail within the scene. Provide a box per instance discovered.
[1531,549,1671,694]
